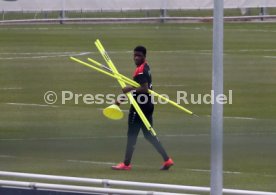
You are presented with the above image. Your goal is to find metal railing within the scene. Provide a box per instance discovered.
[1,15,276,25]
[1,171,276,195]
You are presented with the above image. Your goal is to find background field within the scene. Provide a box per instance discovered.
[0,23,275,193]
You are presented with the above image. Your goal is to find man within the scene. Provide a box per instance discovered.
[111,46,174,170]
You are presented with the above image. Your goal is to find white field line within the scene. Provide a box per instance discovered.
[0,154,115,166]
[206,115,257,120]
[0,87,23,90]
[187,169,241,175]
[1,155,274,178]
[1,132,276,142]
[1,49,276,59]
[0,52,83,55]
[264,56,276,59]
[0,155,16,159]
[235,49,276,52]
[0,27,73,30]
[67,160,115,166]
[0,155,255,175]
[0,135,127,141]
[6,103,58,108]
[223,116,257,120]
[228,28,276,33]
[0,49,275,61]
[0,52,90,60]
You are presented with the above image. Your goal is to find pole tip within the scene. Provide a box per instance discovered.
[192,113,200,118]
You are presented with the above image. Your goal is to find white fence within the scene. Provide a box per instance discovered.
[1,171,276,195]
[1,0,276,11]
[0,180,191,195]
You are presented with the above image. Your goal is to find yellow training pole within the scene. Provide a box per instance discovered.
[95,39,157,136]
[88,58,138,86]
[71,56,195,117]
[70,57,156,95]
[71,57,142,89]
[87,58,194,115]
[70,57,123,81]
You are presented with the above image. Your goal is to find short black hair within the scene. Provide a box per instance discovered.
[134,46,147,56]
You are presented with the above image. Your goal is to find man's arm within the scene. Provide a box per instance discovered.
[115,83,148,106]
[122,82,148,94]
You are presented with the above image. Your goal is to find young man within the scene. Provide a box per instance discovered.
[111,46,174,171]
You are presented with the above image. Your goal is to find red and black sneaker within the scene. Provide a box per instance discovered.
[111,162,132,170]
[160,158,174,170]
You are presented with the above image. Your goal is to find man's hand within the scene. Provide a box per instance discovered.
[115,100,121,106]
[122,86,135,94]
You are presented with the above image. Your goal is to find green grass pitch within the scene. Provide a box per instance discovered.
[0,23,275,192]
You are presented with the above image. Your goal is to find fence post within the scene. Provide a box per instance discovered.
[160,9,167,23]
[260,7,268,21]
[60,0,65,24]
[160,0,167,23]
[102,179,111,195]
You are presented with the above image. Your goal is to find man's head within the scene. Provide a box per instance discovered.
[134,46,146,66]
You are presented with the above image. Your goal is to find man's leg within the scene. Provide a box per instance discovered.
[123,111,141,166]
[141,114,169,161]
[112,111,140,170]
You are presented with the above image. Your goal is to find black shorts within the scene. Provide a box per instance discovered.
[128,110,153,126]
[129,103,154,117]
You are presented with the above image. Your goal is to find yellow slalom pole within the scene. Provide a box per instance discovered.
[70,57,123,81]
[95,39,157,136]
[71,57,149,101]
[88,58,138,87]
[71,56,195,117]
[87,58,194,116]
[150,91,193,115]
[71,57,143,89]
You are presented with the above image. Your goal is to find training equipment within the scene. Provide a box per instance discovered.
[70,56,197,117]
[111,162,132,170]
[70,39,198,136]
[103,104,124,120]
[87,58,196,116]
[94,39,157,136]
[160,158,174,170]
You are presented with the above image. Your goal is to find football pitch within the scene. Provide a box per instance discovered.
[0,23,275,192]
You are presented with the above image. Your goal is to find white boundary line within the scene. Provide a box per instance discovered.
[1,132,276,142]
[264,56,276,59]
[0,155,16,159]
[6,103,58,108]
[0,156,275,178]
[0,87,23,90]
[0,49,276,61]
[206,115,257,120]
[67,160,245,175]
[1,49,276,56]
[0,52,90,60]
[67,160,115,166]
[223,116,257,120]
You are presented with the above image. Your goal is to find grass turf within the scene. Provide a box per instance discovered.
[0,23,275,193]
